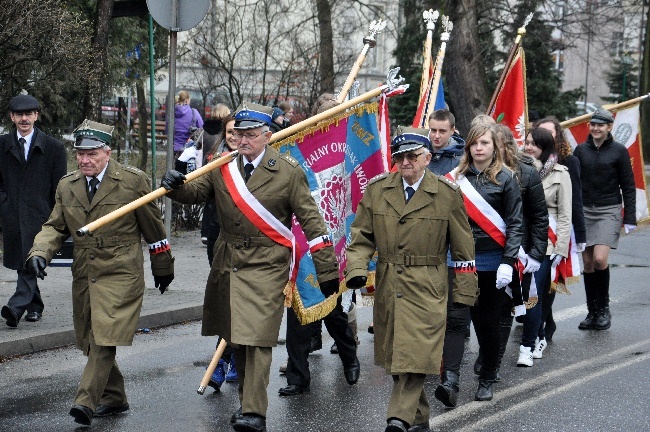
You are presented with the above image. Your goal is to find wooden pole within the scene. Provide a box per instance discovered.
[197,338,228,395]
[418,10,439,103]
[560,94,650,129]
[486,13,533,115]
[423,16,452,126]
[337,19,386,103]
[76,151,238,237]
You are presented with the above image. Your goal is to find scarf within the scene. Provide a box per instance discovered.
[538,153,558,180]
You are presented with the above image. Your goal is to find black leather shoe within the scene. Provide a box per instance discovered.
[94,403,129,417]
[1,306,18,328]
[330,342,338,354]
[69,404,93,426]
[475,379,494,401]
[25,311,42,322]
[368,325,374,334]
[230,407,242,424]
[408,423,432,432]
[385,418,409,432]
[434,371,459,408]
[344,357,360,385]
[278,384,309,396]
[232,413,266,432]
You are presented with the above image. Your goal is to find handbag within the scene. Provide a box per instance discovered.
[188,108,204,144]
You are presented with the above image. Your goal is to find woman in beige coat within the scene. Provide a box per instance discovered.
[520,127,572,365]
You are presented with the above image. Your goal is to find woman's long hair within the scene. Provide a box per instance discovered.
[534,116,572,161]
[176,90,190,105]
[494,124,518,171]
[527,127,556,165]
[457,122,503,184]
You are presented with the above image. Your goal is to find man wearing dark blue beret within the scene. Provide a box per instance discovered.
[0,94,67,328]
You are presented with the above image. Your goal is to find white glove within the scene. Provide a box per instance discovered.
[496,264,513,289]
[576,243,586,253]
[550,254,563,268]
[624,224,636,234]
[523,255,541,274]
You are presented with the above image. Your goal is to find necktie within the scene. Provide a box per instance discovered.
[244,163,254,183]
[88,177,100,203]
[18,137,27,162]
[405,186,415,203]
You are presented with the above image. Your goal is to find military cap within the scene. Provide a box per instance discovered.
[234,102,273,129]
[590,108,614,124]
[9,95,40,112]
[390,126,432,156]
[73,119,113,149]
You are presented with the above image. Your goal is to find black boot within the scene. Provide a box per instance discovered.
[594,267,611,330]
[434,370,459,408]
[578,272,598,330]
[475,379,494,401]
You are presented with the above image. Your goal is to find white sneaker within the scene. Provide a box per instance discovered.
[533,338,547,359]
[517,345,534,367]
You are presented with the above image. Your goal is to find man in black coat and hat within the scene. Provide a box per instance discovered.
[0,94,67,327]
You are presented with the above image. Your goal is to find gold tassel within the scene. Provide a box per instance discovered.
[283,281,294,308]
[524,296,538,309]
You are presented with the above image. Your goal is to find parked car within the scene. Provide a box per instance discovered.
[575,101,600,116]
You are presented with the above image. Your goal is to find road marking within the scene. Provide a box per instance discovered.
[429,338,650,430]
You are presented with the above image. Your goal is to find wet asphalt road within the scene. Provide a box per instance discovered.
[2,231,650,431]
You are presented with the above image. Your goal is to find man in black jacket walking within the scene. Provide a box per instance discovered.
[0,95,67,327]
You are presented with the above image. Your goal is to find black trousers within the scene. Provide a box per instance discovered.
[441,268,471,376]
[6,269,44,319]
[285,296,357,387]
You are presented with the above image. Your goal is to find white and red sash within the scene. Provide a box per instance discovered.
[446,169,526,316]
[547,214,581,293]
[221,158,299,284]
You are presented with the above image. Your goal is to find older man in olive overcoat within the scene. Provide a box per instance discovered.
[27,120,174,426]
[345,126,477,432]
[161,102,338,432]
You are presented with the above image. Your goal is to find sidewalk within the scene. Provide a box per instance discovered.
[0,230,210,359]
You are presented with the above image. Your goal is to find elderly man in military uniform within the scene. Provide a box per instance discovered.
[161,103,338,432]
[26,120,174,426]
[345,126,477,432]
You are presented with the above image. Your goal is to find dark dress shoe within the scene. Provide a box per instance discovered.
[309,335,322,353]
[69,404,93,426]
[408,423,432,432]
[278,384,309,396]
[368,325,374,334]
[94,403,129,417]
[1,306,18,328]
[232,413,266,432]
[230,406,243,424]
[475,379,494,401]
[25,311,42,322]
[385,418,409,432]
[344,357,360,385]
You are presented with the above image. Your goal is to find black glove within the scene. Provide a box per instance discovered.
[160,170,186,190]
[26,256,47,280]
[319,278,340,297]
[154,273,174,294]
[346,276,367,289]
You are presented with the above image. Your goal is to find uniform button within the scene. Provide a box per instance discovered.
[233,268,238,272]
[396,293,403,298]
[399,219,405,224]
[90,255,95,260]
[91,278,96,283]
[398,244,404,249]
[397,269,403,274]
[235,222,241,226]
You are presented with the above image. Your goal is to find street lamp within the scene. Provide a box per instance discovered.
[621,53,634,101]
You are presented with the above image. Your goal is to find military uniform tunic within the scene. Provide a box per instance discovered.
[345,170,477,374]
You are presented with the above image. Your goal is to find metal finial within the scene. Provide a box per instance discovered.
[423,9,439,31]
[350,81,361,100]
[518,13,534,35]
[440,16,453,42]
[386,67,406,91]
[363,19,387,48]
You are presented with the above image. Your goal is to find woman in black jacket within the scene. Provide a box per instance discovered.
[454,122,523,401]
[573,109,636,331]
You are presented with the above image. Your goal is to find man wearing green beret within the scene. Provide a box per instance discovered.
[26,119,175,426]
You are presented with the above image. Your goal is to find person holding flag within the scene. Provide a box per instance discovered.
[573,108,636,331]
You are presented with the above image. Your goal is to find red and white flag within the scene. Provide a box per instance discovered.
[563,103,649,221]
[490,47,528,149]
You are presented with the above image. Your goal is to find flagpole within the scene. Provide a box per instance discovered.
[560,94,650,129]
[337,19,387,103]
[418,10,439,103]
[272,67,407,144]
[486,13,533,115]
[422,15,452,126]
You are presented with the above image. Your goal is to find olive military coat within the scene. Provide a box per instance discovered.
[168,146,337,347]
[28,159,174,351]
[345,171,477,374]
[0,128,66,270]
